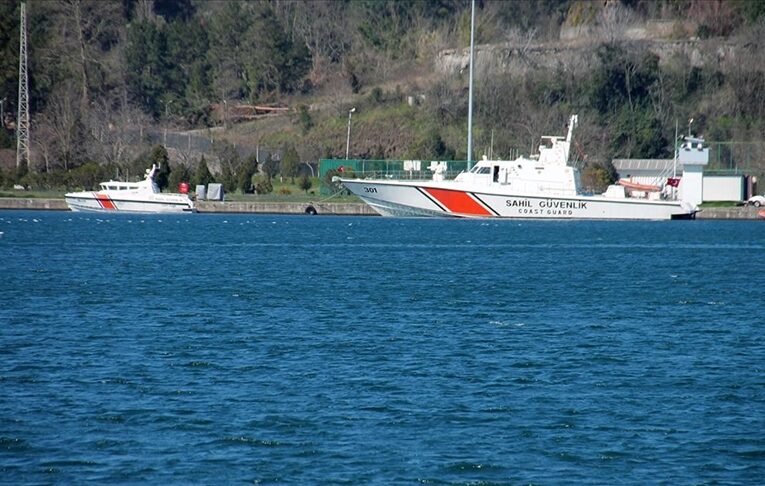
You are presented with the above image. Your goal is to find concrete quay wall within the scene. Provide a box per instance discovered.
[695,207,764,220]
[194,201,378,216]
[0,198,376,215]
[0,198,762,219]
[0,198,69,210]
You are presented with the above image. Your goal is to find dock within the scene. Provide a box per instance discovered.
[0,198,761,219]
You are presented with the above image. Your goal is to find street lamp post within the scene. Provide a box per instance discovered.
[303,162,315,178]
[345,107,356,160]
[161,99,173,119]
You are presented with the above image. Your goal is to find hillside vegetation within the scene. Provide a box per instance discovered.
[1,0,764,193]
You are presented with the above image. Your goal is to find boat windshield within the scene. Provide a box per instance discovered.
[470,166,491,174]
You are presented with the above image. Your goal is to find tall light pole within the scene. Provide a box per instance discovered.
[345,107,356,160]
[466,0,476,169]
[161,99,173,119]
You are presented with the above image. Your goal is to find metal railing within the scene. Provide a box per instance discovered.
[319,159,470,180]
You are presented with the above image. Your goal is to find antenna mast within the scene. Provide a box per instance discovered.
[16,1,30,170]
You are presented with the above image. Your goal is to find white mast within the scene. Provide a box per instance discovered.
[673,119,678,178]
[16,1,30,170]
[466,0,475,170]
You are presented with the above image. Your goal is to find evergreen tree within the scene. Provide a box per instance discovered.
[261,153,279,180]
[166,17,211,116]
[125,21,169,116]
[237,154,258,193]
[193,155,214,187]
[297,104,313,134]
[168,163,191,192]
[280,144,300,181]
[0,2,19,112]
[150,145,171,190]
[254,174,273,194]
[220,163,237,194]
[208,1,250,103]
[242,2,311,97]
[299,174,312,193]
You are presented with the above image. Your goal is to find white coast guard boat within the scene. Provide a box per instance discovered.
[338,1,696,220]
[65,164,194,213]
[338,115,698,220]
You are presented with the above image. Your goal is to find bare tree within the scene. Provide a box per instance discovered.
[133,0,156,23]
[289,1,350,84]
[597,3,637,45]
[85,97,152,169]
[36,82,86,171]
[46,1,124,111]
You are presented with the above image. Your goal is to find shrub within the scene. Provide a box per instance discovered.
[297,104,313,134]
[254,175,273,194]
[299,175,312,193]
[368,87,384,104]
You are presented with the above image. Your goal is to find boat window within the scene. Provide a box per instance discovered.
[470,165,481,173]
[477,167,491,174]
[107,185,117,190]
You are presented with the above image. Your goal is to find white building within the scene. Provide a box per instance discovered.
[613,136,746,204]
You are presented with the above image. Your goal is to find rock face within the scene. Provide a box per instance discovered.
[435,19,742,77]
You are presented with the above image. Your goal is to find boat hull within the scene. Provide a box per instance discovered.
[65,192,194,213]
[340,179,697,220]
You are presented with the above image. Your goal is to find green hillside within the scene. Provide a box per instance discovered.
[1,0,764,193]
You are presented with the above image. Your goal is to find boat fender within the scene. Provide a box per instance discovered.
[305,205,318,215]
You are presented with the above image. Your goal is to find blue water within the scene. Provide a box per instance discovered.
[1,211,764,484]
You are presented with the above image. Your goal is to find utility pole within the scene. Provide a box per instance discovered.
[16,1,30,170]
[466,0,475,169]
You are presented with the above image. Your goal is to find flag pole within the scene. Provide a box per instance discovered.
[673,119,678,200]
[673,119,678,179]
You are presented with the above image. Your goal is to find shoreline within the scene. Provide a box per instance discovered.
[0,198,762,219]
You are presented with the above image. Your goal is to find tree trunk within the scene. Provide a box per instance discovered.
[73,0,90,110]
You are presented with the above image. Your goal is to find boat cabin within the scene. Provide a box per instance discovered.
[453,115,581,197]
[100,182,142,191]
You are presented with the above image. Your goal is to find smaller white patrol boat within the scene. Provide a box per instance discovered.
[65,164,195,213]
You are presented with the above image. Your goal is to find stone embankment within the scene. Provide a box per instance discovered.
[0,199,69,210]
[0,198,377,216]
[0,198,762,219]
[194,201,377,216]
[695,207,764,220]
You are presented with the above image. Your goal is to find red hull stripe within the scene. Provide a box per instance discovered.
[95,193,117,210]
[423,188,492,216]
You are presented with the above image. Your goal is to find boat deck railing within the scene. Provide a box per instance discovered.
[320,159,470,181]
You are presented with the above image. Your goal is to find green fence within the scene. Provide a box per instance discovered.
[706,142,765,177]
